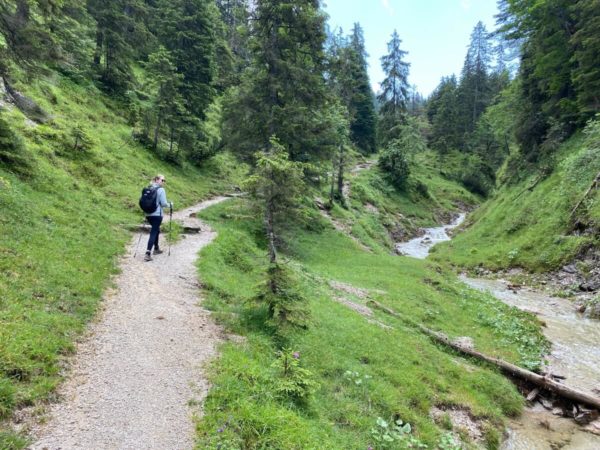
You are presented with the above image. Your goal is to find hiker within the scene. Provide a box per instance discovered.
[143,174,172,261]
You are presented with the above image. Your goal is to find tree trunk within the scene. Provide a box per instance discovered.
[336,145,345,203]
[169,125,175,153]
[368,300,600,410]
[329,157,336,207]
[153,112,163,150]
[93,29,103,67]
[265,194,277,265]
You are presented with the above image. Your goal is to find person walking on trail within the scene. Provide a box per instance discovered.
[144,174,172,262]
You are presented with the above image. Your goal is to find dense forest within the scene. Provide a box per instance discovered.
[1,0,599,449]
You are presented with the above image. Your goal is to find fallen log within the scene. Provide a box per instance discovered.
[367,300,600,411]
[125,224,201,234]
[569,171,600,220]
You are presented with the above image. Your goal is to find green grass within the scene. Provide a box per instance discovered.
[195,198,547,449]
[0,73,247,445]
[431,133,600,272]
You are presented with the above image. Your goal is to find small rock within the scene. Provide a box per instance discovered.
[580,279,600,292]
[574,409,599,425]
[584,419,600,436]
[562,264,578,274]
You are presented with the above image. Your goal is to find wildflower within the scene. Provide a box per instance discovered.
[292,351,300,359]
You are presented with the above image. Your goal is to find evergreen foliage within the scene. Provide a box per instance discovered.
[253,263,311,332]
[428,76,461,153]
[245,138,308,263]
[377,30,410,146]
[223,0,332,163]
[457,21,494,135]
[379,139,411,190]
[0,112,33,176]
[87,0,146,92]
[347,24,377,155]
[496,0,600,158]
[154,0,218,119]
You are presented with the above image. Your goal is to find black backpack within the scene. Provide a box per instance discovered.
[139,186,158,214]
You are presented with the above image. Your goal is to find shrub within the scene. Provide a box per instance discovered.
[378,139,410,190]
[0,114,34,177]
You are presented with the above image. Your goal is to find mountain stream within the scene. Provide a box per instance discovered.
[396,215,600,449]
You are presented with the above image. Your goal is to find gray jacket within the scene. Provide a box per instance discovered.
[146,183,172,217]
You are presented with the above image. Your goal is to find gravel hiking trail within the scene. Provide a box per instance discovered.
[29,196,231,450]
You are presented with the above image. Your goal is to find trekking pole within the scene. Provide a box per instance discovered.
[168,203,173,256]
[133,214,145,258]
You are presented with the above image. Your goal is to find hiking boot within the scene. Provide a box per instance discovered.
[144,252,153,261]
[153,248,164,255]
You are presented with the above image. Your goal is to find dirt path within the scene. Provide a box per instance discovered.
[28,196,231,450]
[342,160,376,199]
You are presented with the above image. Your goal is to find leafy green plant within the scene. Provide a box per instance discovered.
[437,433,462,450]
[370,417,427,449]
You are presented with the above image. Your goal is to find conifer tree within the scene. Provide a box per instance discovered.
[154,0,218,119]
[457,21,493,135]
[87,0,146,92]
[570,0,600,118]
[144,46,187,159]
[377,30,410,146]
[427,76,461,152]
[222,0,331,163]
[347,23,377,154]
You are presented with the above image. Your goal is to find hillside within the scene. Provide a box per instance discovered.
[0,72,246,447]
[431,125,600,276]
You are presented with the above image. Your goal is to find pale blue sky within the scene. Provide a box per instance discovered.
[323,0,500,96]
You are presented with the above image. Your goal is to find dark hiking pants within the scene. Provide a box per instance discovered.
[146,215,163,252]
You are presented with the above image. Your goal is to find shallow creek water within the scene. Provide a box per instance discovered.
[395,213,466,258]
[397,217,600,449]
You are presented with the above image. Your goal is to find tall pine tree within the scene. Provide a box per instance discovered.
[347,23,377,154]
[377,30,410,146]
[222,0,332,162]
[457,21,493,136]
[154,0,218,119]
[87,0,147,92]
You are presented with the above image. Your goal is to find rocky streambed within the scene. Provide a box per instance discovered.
[396,214,600,449]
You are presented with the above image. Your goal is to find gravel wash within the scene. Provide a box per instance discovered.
[29,197,231,450]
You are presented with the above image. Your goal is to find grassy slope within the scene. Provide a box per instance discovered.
[326,151,479,254]
[431,133,600,272]
[0,74,246,446]
[194,178,547,449]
